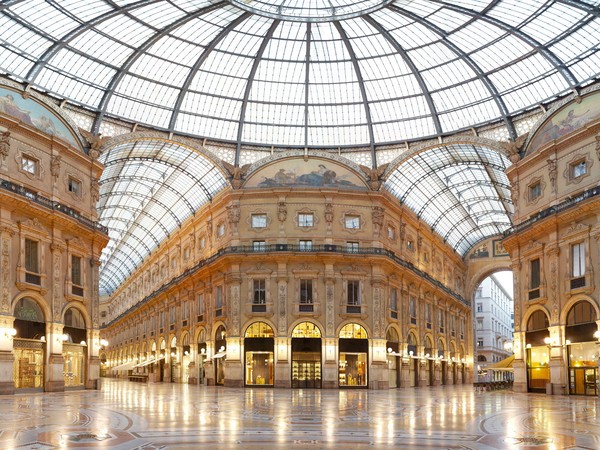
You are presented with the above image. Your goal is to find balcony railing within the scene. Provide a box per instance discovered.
[0,177,108,234]
[103,243,468,327]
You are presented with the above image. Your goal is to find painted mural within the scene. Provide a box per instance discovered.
[0,87,79,147]
[245,158,367,190]
[527,91,600,154]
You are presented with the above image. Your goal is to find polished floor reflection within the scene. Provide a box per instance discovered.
[0,378,598,449]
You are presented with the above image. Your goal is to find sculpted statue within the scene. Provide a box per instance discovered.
[222,160,251,189]
[359,163,389,190]
[502,133,528,163]
[0,131,9,162]
[79,128,109,159]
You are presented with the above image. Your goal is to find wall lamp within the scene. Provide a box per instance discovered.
[2,327,17,339]
[57,334,68,343]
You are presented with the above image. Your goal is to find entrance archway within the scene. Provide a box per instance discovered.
[291,322,321,388]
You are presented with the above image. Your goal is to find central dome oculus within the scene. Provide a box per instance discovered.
[228,0,395,22]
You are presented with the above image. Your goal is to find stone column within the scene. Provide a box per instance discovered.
[49,243,65,324]
[548,325,567,395]
[512,330,528,393]
[86,328,100,389]
[275,337,291,388]
[46,322,65,392]
[224,336,243,387]
[323,266,337,388]
[0,315,15,394]
[370,338,388,389]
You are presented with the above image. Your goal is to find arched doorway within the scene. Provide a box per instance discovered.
[291,322,321,389]
[565,301,598,396]
[407,332,418,387]
[339,323,368,388]
[525,310,550,393]
[197,329,206,385]
[169,336,177,382]
[386,327,400,388]
[13,297,46,391]
[244,322,274,386]
[438,338,447,385]
[424,336,434,386]
[63,307,87,388]
[181,333,191,383]
[214,325,226,385]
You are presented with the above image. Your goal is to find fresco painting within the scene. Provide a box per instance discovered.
[245,158,367,190]
[527,91,600,154]
[0,87,79,147]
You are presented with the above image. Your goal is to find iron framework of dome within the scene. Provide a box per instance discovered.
[0,0,598,295]
[0,0,598,153]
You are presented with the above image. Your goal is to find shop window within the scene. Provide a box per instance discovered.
[251,214,267,228]
[346,280,360,313]
[299,240,312,251]
[344,215,360,230]
[21,154,38,175]
[68,177,82,196]
[252,279,266,312]
[298,213,314,227]
[347,241,359,253]
[253,240,266,251]
[300,279,313,312]
[390,287,398,319]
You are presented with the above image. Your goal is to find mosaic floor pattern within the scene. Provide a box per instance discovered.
[0,379,598,449]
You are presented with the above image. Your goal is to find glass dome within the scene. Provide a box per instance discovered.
[0,0,597,148]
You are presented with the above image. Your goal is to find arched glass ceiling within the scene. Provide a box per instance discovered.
[97,139,227,295]
[384,144,512,256]
[0,0,598,151]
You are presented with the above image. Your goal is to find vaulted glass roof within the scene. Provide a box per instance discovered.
[0,0,598,151]
[97,139,227,295]
[385,144,512,256]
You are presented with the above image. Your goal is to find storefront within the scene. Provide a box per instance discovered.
[63,307,87,388]
[244,322,274,386]
[566,301,598,396]
[13,297,46,391]
[525,310,550,393]
[291,322,322,389]
[214,325,227,385]
[338,323,368,388]
[407,332,418,387]
[386,328,400,388]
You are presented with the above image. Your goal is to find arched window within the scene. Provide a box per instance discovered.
[567,301,596,325]
[292,322,321,338]
[477,355,487,362]
[245,322,274,338]
[386,327,399,342]
[527,310,549,331]
[339,323,367,339]
[14,297,44,322]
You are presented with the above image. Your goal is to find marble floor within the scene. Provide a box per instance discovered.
[0,379,599,449]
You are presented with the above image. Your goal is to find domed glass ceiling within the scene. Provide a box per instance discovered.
[0,0,598,149]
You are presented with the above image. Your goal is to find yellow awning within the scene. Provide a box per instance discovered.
[487,355,514,371]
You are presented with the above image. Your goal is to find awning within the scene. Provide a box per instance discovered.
[212,351,226,359]
[110,361,135,371]
[487,355,514,371]
[134,356,165,368]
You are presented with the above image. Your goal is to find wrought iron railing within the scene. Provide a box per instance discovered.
[104,243,469,328]
[0,177,108,234]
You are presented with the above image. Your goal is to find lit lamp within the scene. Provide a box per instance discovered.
[2,327,17,339]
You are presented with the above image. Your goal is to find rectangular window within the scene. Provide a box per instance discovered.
[215,286,223,308]
[439,310,445,333]
[347,242,359,253]
[529,182,541,200]
[347,280,360,306]
[182,301,189,321]
[25,238,39,273]
[252,214,267,228]
[253,279,266,304]
[477,318,483,330]
[68,177,81,196]
[253,240,266,251]
[407,240,414,251]
[477,339,483,347]
[170,306,176,325]
[571,160,586,178]
[390,288,398,319]
[71,255,81,286]
[299,240,312,251]
[21,155,38,174]
[298,213,314,227]
[530,258,540,289]
[572,242,585,278]
[409,296,417,324]
[425,303,431,329]
[300,279,313,304]
[476,303,482,312]
[217,223,225,236]
[387,226,395,239]
[344,215,360,230]
[197,293,204,321]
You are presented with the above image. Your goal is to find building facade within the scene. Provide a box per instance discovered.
[503,88,600,396]
[0,84,109,394]
[474,275,514,379]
